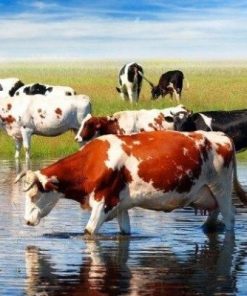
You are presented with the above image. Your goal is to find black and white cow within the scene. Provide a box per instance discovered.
[141,70,185,103]
[14,83,76,96]
[116,62,143,103]
[0,78,24,98]
[173,109,247,152]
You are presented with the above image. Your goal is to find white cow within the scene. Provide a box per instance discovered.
[0,94,91,159]
[14,83,76,96]
[75,104,190,143]
[0,78,24,97]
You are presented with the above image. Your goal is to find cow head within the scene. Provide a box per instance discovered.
[151,86,162,100]
[173,111,194,131]
[75,114,97,143]
[15,170,60,226]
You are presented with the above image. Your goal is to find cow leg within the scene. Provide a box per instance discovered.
[85,198,106,235]
[14,138,23,159]
[21,127,32,160]
[117,210,130,235]
[173,89,180,104]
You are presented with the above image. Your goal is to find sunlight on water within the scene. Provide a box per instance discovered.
[0,160,247,295]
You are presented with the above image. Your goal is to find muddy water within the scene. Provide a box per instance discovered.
[1,160,247,296]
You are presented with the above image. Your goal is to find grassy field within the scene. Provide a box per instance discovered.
[0,59,247,160]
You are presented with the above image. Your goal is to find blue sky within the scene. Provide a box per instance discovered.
[0,0,247,60]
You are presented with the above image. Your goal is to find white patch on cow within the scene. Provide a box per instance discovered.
[102,135,127,170]
[74,113,92,143]
[85,193,106,234]
[35,170,59,188]
[199,113,213,130]
[183,147,189,156]
[133,140,141,145]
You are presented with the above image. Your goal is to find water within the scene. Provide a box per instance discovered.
[0,160,247,296]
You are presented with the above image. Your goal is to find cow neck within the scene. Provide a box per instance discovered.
[40,139,111,204]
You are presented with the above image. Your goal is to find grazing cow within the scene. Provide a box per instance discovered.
[141,70,185,103]
[14,83,76,96]
[0,78,24,97]
[173,109,247,152]
[0,94,91,159]
[15,130,247,235]
[116,62,143,103]
[75,104,189,143]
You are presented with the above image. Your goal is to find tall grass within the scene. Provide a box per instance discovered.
[0,59,247,160]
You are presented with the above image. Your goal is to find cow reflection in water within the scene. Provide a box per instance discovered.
[25,233,237,296]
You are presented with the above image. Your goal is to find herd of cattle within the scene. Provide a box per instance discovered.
[1,61,247,236]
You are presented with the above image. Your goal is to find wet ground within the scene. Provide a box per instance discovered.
[1,159,247,296]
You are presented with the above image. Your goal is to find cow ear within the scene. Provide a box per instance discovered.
[116,87,121,93]
[164,116,174,123]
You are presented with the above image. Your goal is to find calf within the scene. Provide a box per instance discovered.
[0,94,91,159]
[15,130,247,235]
[0,78,24,97]
[14,83,76,96]
[75,104,189,143]
[116,62,143,103]
[141,70,185,103]
[173,109,247,152]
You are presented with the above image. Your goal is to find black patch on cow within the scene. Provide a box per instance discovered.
[24,83,47,95]
[164,116,174,123]
[0,84,3,91]
[8,80,24,97]
[65,91,72,96]
[46,87,53,93]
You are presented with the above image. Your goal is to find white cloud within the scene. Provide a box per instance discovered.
[0,3,247,60]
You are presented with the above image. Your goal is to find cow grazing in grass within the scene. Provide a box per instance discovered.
[116,62,144,103]
[141,70,185,103]
[14,83,76,96]
[0,78,24,98]
[173,109,247,152]
[15,130,247,235]
[74,104,189,143]
[0,94,91,159]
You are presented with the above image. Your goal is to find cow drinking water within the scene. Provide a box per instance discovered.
[15,130,247,235]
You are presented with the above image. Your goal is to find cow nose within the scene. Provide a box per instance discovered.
[26,220,32,226]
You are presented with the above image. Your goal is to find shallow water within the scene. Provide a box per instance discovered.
[1,160,247,296]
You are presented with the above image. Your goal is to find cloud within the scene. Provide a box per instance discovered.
[0,1,247,59]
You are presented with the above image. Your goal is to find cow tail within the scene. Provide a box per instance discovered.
[232,143,247,205]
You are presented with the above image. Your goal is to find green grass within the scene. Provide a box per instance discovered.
[0,59,247,160]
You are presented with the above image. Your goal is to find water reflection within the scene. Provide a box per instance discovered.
[24,232,237,296]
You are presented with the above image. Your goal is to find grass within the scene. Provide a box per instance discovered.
[0,59,247,160]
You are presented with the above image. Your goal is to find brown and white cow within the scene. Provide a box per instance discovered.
[0,94,91,159]
[74,104,190,143]
[15,130,247,235]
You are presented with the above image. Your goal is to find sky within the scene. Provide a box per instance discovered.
[0,0,247,60]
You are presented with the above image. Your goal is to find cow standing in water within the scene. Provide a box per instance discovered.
[116,62,143,103]
[16,130,247,235]
[0,94,91,159]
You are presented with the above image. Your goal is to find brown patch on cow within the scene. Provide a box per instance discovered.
[148,123,157,130]
[216,142,233,167]
[40,114,45,119]
[55,108,62,116]
[40,139,129,212]
[7,103,12,111]
[37,108,42,113]
[0,115,16,124]
[121,131,203,193]
[81,116,125,141]
[153,113,165,129]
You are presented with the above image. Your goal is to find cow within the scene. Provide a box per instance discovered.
[0,94,91,159]
[74,104,190,143]
[15,130,247,235]
[0,78,24,97]
[140,70,185,103]
[14,83,76,96]
[173,109,247,152]
[116,62,143,103]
